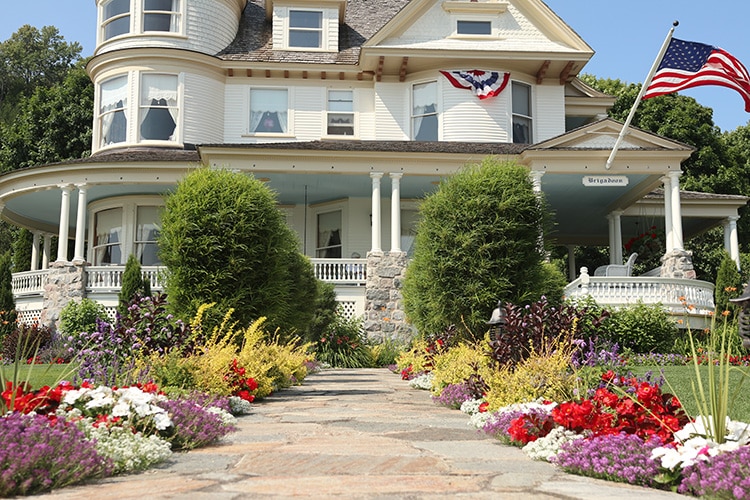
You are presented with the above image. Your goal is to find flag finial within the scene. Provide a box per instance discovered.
[672,20,679,27]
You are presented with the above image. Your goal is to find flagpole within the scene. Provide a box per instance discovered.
[605,21,679,170]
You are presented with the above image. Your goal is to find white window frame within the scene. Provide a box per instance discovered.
[326,89,355,137]
[98,74,130,149]
[139,73,180,143]
[101,0,132,42]
[456,20,492,36]
[249,87,291,136]
[288,9,323,49]
[511,81,533,144]
[88,196,165,266]
[142,0,182,34]
[411,80,439,141]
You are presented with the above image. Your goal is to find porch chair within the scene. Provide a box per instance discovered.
[593,253,638,277]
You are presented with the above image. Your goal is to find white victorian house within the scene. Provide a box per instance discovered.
[1,0,746,335]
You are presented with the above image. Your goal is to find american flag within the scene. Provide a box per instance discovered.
[439,70,510,99]
[643,38,750,112]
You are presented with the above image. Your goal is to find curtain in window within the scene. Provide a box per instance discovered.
[136,206,161,265]
[412,82,437,141]
[250,89,288,133]
[100,77,128,146]
[140,75,178,140]
[95,208,123,265]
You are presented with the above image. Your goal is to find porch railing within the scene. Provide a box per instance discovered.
[11,270,48,296]
[564,272,715,327]
[86,266,165,291]
[311,258,366,285]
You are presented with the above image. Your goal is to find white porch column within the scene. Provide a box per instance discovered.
[724,216,741,270]
[42,234,51,269]
[390,173,402,252]
[661,175,674,252]
[530,170,544,193]
[73,184,88,263]
[607,214,616,264]
[668,171,684,250]
[370,172,383,253]
[30,231,40,271]
[56,185,72,262]
[612,210,624,263]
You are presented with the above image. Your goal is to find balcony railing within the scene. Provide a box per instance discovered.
[86,266,165,291]
[11,270,48,296]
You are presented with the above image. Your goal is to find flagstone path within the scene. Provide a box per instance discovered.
[40,368,685,499]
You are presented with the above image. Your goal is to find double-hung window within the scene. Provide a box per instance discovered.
[103,0,131,40]
[135,206,162,265]
[94,207,124,265]
[327,90,354,136]
[250,89,288,134]
[512,82,532,144]
[99,75,129,148]
[316,211,342,258]
[289,10,322,48]
[139,74,178,141]
[412,81,438,141]
[143,0,180,32]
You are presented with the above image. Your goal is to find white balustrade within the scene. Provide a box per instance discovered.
[85,266,165,291]
[11,270,48,295]
[312,258,366,284]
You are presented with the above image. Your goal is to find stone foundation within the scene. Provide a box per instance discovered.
[40,261,87,330]
[660,249,696,279]
[364,251,415,342]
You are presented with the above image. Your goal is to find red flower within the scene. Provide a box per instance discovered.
[478,401,489,413]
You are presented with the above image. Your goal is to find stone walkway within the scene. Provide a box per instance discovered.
[41,368,685,499]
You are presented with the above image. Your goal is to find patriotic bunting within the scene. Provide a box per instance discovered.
[439,70,510,99]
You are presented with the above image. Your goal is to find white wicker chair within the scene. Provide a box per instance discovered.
[593,253,638,277]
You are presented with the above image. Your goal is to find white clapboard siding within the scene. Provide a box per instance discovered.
[442,79,510,142]
[374,83,408,140]
[534,84,566,142]
[293,86,325,140]
[223,84,248,141]
[183,73,225,144]
[357,88,376,139]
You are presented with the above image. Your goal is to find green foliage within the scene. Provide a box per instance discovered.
[118,254,151,316]
[0,251,16,342]
[315,314,373,368]
[403,157,556,336]
[370,338,407,367]
[59,298,107,338]
[714,252,743,315]
[429,340,491,395]
[604,302,678,354]
[11,229,32,273]
[159,167,318,336]
[305,281,339,344]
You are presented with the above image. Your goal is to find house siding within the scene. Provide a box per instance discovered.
[535,84,566,142]
[294,86,325,140]
[374,83,408,140]
[183,73,225,145]
[442,80,510,142]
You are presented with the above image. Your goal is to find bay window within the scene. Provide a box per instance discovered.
[103,0,131,40]
[99,75,128,148]
[412,81,438,141]
[143,0,180,32]
[139,74,178,141]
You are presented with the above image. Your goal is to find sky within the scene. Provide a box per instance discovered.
[2,0,750,132]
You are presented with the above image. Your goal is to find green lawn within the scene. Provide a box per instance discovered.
[630,365,750,423]
[0,364,78,390]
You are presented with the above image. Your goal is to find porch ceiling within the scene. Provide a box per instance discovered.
[0,167,741,248]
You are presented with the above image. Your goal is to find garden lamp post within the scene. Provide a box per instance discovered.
[486,300,507,339]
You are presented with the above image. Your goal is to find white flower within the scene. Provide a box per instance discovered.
[228,396,252,415]
[460,398,483,415]
[523,426,582,461]
[468,411,491,429]
[408,372,434,390]
[153,411,173,431]
[207,406,237,426]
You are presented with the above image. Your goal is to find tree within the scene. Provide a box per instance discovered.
[402,158,562,337]
[11,229,32,273]
[159,167,318,335]
[0,25,82,113]
[714,252,742,315]
[0,251,17,341]
[118,253,152,316]
[0,61,93,173]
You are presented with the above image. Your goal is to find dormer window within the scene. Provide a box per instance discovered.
[103,0,131,40]
[289,10,322,48]
[457,20,491,35]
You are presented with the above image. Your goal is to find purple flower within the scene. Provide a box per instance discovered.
[550,433,663,487]
[158,396,237,450]
[0,413,112,496]
[432,382,474,409]
[678,445,750,499]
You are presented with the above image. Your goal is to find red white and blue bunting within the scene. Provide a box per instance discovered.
[439,70,510,99]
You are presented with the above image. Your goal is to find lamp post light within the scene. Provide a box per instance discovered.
[486,300,507,339]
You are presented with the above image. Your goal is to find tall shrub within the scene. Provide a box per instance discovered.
[11,228,32,273]
[118,253,151,316]
[0,251,17,342]
[402,158,557,336]
[714,252,742,315]
[159,167,317,335]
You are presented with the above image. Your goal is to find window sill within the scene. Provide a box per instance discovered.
[242,133,296,139]
[321,135,359,141]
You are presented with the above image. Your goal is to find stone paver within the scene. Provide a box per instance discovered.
[39,368,685,499]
